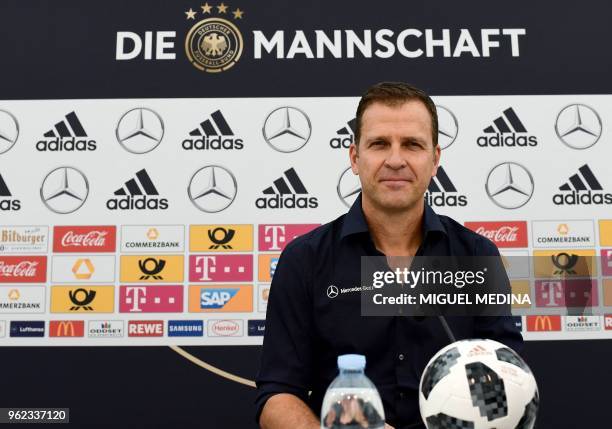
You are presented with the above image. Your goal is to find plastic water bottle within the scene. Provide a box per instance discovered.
[320,354,385,429]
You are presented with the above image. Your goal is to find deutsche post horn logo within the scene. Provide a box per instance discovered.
[184,3,245,73]
[208,227,235,249]
[138,257,166,280]
[69,288,96,311]
[551,252,578,275]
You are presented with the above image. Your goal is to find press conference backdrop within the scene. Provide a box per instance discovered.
[0,0,610,427]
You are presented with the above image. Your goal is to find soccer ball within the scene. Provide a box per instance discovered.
[419,339,538,429]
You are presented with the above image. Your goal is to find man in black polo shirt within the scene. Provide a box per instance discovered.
[256,82,523,429]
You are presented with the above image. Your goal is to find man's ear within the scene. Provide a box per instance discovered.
[431,144,441,177]
[349,143,359,175]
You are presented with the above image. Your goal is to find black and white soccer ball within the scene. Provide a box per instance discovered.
[419,339,538,429]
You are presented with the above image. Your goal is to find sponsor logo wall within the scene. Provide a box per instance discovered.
[0,95,611,344]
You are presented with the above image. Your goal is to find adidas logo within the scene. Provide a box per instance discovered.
[255,168,318,209]
[36,111,96,152]
[553,164,612,205]
[425,166,467,207]
[477,107,537,147]
[329,118,356,149]
[106,169,168,210]
[182,110,243,150]
[0,174,20,211]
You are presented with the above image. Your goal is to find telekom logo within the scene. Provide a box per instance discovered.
[119,285,183,313]
[189,255,253,282]
[536,281,563,306]
[258,224,319,251]
[535,279,598,307]
[602,250,612,276]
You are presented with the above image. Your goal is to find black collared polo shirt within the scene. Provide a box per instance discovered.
[255,194,523,429]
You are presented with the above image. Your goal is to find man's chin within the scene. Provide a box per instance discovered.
[372,196,422,212]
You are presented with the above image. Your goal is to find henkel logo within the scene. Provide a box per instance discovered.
[119,285,183,313]
[605,315,612,330]
[188,285,253,312]
[208,319,244,337]
[465,221,527,248]
[0,256,46,283]
[258,254,279,282]
[53,226,116,252]
[535,279,598,308]
[258,224,319,251]
[526,315,561,332]
[189,255,252,282]
[49,320,85,337]
[128,320,163,337]
[601,250,612,276]
[0,226,48,254]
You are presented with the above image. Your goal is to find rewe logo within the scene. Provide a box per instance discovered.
[425,166,467,207]
[553,164,612,205]
[477,107,537,147]
[200,288,239,309]
[37,111,96,151]
[182,110,244,150]
[0,174,21,211]
[107,169,168,210]
[256,168,318,209]
[330,118,356,149]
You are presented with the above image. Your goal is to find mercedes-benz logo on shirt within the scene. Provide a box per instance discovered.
[262,107,312,153]
[188,165,237,213]
[0,110,19,154]
[327,285,339,299]
[555,104,602,149]
[436,105,458,150]
[485,162,534,209]
[40,166,89,214]
[337,167,361,208]
[116,108,165,154]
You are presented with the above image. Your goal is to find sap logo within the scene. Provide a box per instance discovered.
[116,32,176,60]
[270,257,278,278]
[200,288,239,309]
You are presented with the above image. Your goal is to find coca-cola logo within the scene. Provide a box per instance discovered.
[0,261,38,277]
[211,320,240,336]
[61,230,108,247]
[475,226,518,242]
[464,221,528,248]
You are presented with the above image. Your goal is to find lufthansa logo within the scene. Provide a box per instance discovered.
[185,17,244,73]
[327,285,339,299]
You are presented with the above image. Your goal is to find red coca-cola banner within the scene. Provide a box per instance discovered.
[464,221,528,248]
[53,226,116,253]
[0,256,47,283]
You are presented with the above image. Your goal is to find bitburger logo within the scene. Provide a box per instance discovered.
[256,168,318,209]
[553,164,612,205]
[37,111,96,152]
[184,3,244,73]
[107,169,169,210]
[182,109,243,150]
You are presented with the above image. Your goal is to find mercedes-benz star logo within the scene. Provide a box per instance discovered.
[337,167,361,208]
[485,162,534,209]
[40,166,89,214]
[436,105,458,150]
[188,165,237,213]
[262,106,312,152]
[327,285,339,299]
[116,108,165,154]
[555,104,602,150]
[0,110,19,154]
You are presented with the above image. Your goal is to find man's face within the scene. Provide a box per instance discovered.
[349,100,440,212]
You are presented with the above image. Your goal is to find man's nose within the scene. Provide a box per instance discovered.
[385,144,406,169]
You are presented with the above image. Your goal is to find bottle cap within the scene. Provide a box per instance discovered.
[338,354,366,371]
